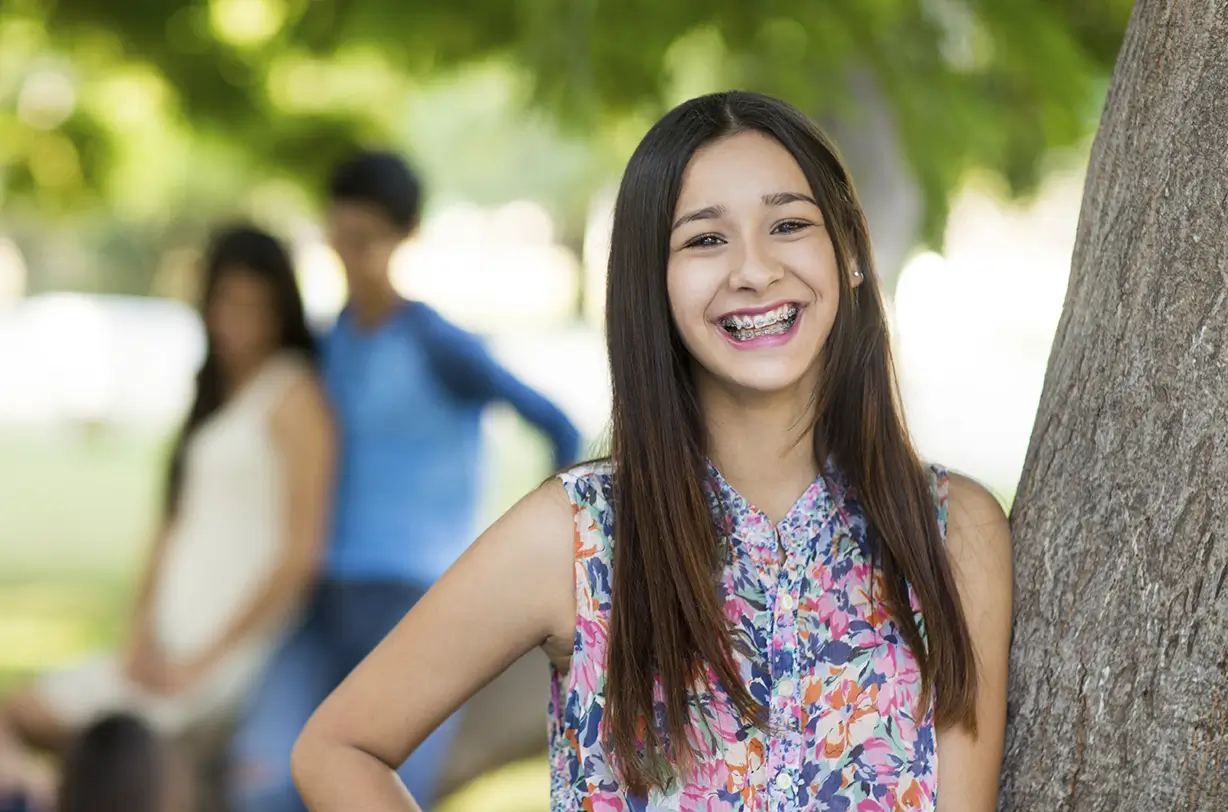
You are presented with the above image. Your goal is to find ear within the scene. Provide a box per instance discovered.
[850,264,865,288]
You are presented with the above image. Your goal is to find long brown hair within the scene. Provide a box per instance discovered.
[603,90,977,794]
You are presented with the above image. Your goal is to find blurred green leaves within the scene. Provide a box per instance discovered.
[1,0,1131,243]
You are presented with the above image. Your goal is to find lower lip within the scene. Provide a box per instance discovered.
[717,310,803,349]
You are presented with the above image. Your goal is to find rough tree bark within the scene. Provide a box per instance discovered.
[1002,1,1228,809]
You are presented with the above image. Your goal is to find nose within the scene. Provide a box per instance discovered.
[727,235,783,293]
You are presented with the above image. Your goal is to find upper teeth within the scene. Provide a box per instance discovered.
[725,303,797,330]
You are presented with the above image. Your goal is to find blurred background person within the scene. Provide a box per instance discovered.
[228,151,581,812]
[58,713,192,812]
[0,226,334,806]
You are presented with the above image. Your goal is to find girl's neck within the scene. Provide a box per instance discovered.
[701,382,820,523]
[220,350,272,397]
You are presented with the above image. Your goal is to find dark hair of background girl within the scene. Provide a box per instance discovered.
[58,714,169,812]
[603,90,978,793]
[163,224,317,515]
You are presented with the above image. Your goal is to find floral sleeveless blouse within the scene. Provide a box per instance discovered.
[548,460,949,811]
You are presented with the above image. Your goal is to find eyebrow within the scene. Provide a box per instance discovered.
[672,204,726,230]
[762,191,820,208]
[671,191,820,230]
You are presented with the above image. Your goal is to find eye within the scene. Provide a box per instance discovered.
[772,220,812,235]
[683,233,726,249]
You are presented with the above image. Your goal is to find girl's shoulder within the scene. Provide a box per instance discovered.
[923,463,1011,544]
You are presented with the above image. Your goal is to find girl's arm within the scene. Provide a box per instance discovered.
[415,309,582,468]
[291,480,577,811]
[936,474,1014,811]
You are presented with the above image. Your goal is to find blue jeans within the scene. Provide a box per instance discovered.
[228,579,461,812]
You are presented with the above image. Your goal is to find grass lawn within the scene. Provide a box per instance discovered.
[0,406,555,810]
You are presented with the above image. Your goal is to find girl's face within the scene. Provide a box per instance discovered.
[666,131,857,400]
[204,267,281,373]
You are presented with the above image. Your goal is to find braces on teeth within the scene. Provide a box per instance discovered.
[720,304,799,340]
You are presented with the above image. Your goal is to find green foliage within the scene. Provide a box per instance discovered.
[2,0,1131,245]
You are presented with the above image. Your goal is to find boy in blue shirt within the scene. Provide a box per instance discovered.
[229,152,581,812]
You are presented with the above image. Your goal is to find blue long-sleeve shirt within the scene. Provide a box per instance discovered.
[322,301,581,585]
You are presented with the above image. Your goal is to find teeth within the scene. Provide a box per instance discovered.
[722,304,799,338]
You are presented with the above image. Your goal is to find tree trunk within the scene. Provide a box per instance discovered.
[1001,1,1228,809]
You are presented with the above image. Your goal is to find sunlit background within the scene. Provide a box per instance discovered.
[0,0,1130,809]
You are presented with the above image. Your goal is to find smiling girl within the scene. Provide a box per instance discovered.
[290,91,1013,812]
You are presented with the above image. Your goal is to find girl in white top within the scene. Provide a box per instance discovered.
[0,225,334,807]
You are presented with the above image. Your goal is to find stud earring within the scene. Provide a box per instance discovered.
[852,270,863,279]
